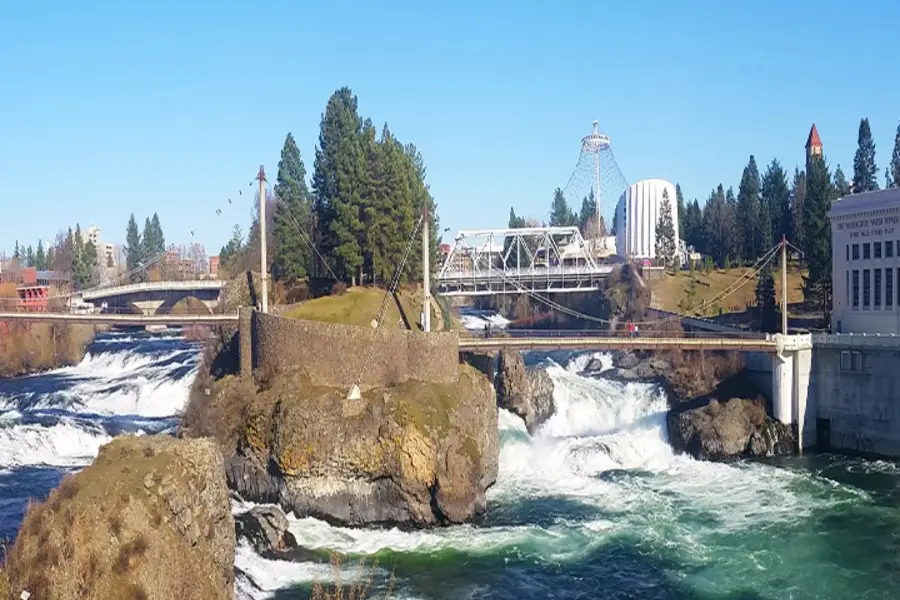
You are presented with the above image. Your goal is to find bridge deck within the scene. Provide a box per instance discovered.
[458,334,777,353]
[0,312,238,326]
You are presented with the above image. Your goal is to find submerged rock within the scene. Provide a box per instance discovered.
[224,364,498,527]
[3,435,235,599]
[495,349,555,434]
[667,397,794,461]
[235,506,297,557]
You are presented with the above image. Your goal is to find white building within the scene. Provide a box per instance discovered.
[615,178,680,260]
[830,187,900,334]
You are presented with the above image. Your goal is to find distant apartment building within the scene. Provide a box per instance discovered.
[208,255,220,278]
[164,249,196,280]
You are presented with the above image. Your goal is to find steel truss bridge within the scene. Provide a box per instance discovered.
[436,226,614,297]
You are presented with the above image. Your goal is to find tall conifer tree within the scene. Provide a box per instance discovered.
[272,132,314,283]
[852,118,878,192]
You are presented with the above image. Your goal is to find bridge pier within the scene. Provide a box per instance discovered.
[771,334,814,451]
[133,300,165,316]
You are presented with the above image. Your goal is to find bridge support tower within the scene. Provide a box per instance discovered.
[771,334,814,452]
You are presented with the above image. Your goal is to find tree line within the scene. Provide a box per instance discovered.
[9,225,100,290]
[220,86,439,291]
[123,213,166,282]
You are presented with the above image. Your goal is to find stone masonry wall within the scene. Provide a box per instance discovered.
[251,311,459,389]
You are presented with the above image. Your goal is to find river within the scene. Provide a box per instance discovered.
[0,327,898,599]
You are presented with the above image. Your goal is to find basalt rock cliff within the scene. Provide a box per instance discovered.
[495,349,555,434]
[2,435,235,599]
[186,360,499,527]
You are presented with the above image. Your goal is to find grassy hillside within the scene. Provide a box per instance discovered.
[648,265,806,317]
[280,285,457,330]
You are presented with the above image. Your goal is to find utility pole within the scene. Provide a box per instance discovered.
[781,234,788,335]
[422,202,431,332]
[257,165,268,314]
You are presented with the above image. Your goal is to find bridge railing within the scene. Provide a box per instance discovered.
[459,328,771,341]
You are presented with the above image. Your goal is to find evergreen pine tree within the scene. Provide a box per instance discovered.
[701,185,730,266]
[791,167,807,251]
[578,190,597,236]
[737,155,762,261]
[833,164,851,197]
[125,214,143,282]
[803,155,835,312]
[35,240,46,271]
[725,186,740,263]
[399,141,437,285]
[891,123,900,188]
[550,188,576,227]
[852,118,878,192]
[654,189,677,271]
[755,194,778,332]
[13,241,19,260]
[25,246,35,267]
[72,224,89,290]
[150,213,165,256]
[684,199,703,252]
[886,167,894,189]
[761,159,791,243]
[313,87,365,284]
[272,132,314,283]
[141,217,154,268]
[675,183,685,240]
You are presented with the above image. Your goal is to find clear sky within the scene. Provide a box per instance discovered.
[2,0,899,256]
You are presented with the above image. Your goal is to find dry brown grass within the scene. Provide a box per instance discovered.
[311,555,395,600]
[0,321,95,378]
[3,437,233,599]
[648,265,806,316]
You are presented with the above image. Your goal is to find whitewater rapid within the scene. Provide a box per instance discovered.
[0,330,198,539]
[1,324,896,598]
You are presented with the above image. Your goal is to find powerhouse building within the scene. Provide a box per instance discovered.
[615,178,680,260]
[830,187,900,334]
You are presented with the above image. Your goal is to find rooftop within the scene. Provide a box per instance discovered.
[829,187,900,218]
[806,124,822,149]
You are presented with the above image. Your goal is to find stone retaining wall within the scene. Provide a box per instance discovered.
[246,310,459,388]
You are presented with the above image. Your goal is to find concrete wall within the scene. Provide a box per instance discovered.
[810,336,900,456]
[250,311,459,389]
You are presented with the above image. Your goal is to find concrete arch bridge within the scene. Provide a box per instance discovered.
[81,280,225,315]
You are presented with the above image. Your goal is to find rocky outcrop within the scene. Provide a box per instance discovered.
[235,506,297,557]
[496,349,555,434]
[667,397,794,461]
[590,351,670,384]
[3,435,235,599]
[220,364,499,527]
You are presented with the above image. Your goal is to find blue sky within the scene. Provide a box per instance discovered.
[2,0,899,255]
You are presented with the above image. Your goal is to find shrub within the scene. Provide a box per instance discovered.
[331,281,348,296]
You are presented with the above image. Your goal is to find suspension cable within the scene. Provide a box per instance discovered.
[478,241,783,327]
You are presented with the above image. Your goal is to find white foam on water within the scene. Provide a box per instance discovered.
[269,351,873,584]
[458,308,510,331]
[0,420,112,467]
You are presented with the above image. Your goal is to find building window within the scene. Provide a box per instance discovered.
[846,245,850,261]
[875,242,882,259]
[887,241,894,259]
[852,270,860,308]
[875,268,882,308]
[863,269,871,308]
[846,270,850,306]
[852,244,860,260]
[864,243,871,259]
[841,351,864,372]
[888,268,894,309]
